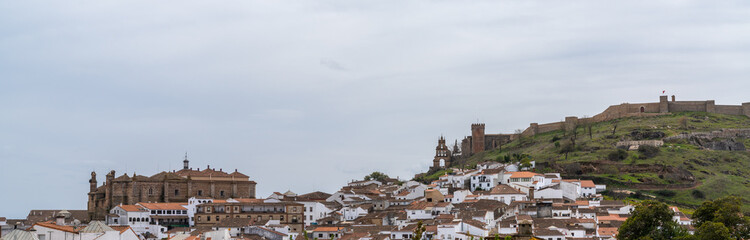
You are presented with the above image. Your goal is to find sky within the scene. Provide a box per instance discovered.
[1,0,750,218]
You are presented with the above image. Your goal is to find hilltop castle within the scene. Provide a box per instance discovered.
[431,95,750,169]
[87,156,256,220]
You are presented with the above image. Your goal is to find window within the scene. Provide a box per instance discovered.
[198,190,203,196]
[220,190,225,197]
[174,189,179,196]
[215,216,219,221]
[197,216,201,221]
[148,188,153,196]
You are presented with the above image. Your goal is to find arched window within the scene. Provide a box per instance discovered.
[640,106,645,113]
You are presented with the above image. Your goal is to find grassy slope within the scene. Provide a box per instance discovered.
[460,112,750,211]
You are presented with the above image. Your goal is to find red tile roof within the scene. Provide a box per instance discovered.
[509,172,541,178]
[138,202,187,210]
[119,205,146,212]
[33,221,80,233]
[312,227,342,232]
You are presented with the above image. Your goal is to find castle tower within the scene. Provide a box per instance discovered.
[89,171,97,192]
[432,136,452,169]
[471,123,485,154]
[183,152,189,170]
[659,95,669,113]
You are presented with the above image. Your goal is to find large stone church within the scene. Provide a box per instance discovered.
[87,156,256,220]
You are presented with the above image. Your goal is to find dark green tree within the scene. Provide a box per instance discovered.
[695,222,733,240]
[412,221,426,240]
[364,171,389,182]
[519,158,532,170]
[692,196,750,239]
[617,200,689,240]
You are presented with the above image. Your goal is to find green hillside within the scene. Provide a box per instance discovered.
[455,112,750,212]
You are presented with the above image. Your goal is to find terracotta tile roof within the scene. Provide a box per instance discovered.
[407,201,432,210]
[109,226,134,234]
[138,202,187,210]
[598,227,618,236]
[534,228,563,236]
[233,198,264,203]
[597,214,627,222]
[489,185,525,195]
[580,180,596,188]
[118,205,146,212]
[312,226,342,232]
[33,221,81,233]
[297,191,332,201]
[509,172,541,178]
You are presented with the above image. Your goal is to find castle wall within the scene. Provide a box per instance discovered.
[459,96,749,158]
[714,105,743,115]
[536,122,564,134]
[484,134,512,150]
[668,101,709,112]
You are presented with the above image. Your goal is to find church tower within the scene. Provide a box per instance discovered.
[183,152,189,170]
[432,136,452,169]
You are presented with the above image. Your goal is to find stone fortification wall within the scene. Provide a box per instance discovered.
[460,96,750,158]
[669,101,710,112]
[715,105,744,115]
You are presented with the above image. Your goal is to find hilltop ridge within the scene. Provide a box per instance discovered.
[424,111,750,211]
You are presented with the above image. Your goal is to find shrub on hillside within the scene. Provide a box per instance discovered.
[607,149,628,161]
[638,145,660,159]
[655,190,676,197]
[692,189,705,199]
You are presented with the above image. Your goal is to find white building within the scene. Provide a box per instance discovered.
[470,169,502,191]
[106,204,166,238]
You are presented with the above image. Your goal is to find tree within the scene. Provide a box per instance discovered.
[608,149,628,161]
[519,158,532,170]
[695,222,733,240]
[692,196,750,239]
[617,200,689,240]
[412,220,426,240]
[364,171,389,182]
[612,120,619,136]
[559,141,575,160]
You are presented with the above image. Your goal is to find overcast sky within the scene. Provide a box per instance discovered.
[1,0,750,218]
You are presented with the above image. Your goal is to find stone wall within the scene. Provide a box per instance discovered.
[715,105,744,115]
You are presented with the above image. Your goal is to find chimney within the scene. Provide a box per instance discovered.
[671,95,675,102]
[55,215,65,226]
[529,188,535,200]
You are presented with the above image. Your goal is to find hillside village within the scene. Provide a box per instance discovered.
[8,96,750,240]
[0,159,696,240]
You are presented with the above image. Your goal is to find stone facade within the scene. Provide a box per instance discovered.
[87,159,256,220]
[432,136,452,169]
[194,201,304,232]
[451,95,750,158]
